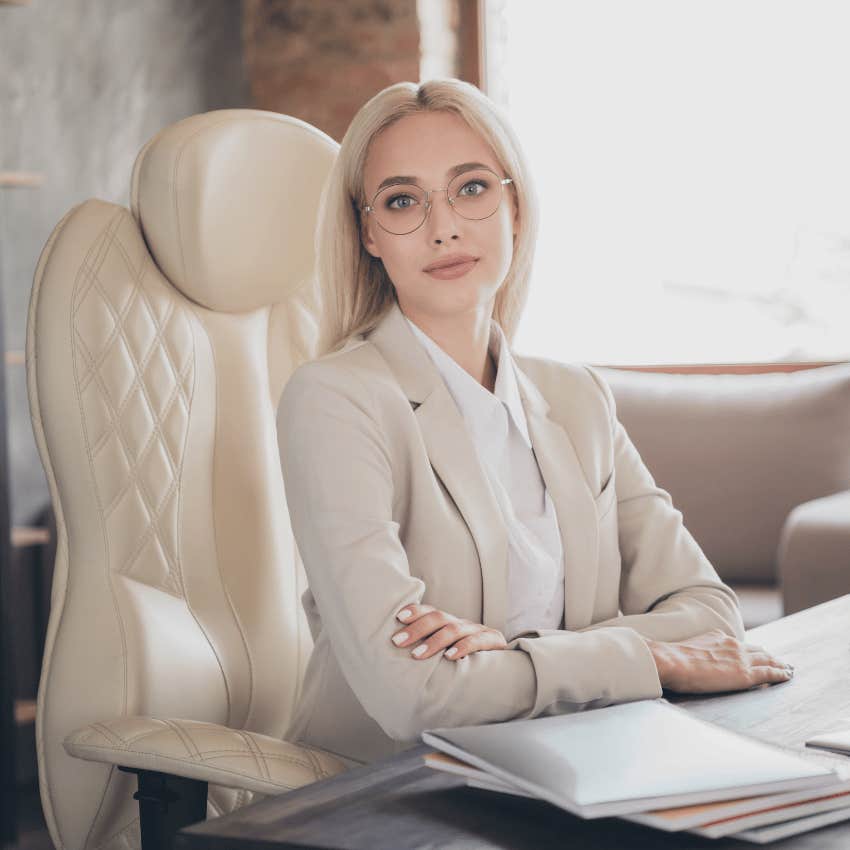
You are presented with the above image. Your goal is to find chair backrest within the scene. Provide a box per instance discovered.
[596,364,850,583]
[26,109,337,850]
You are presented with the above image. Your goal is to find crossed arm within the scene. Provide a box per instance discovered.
[279,361,763,744]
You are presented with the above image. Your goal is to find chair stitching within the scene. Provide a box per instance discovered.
[88,263,184,478]
[74,742,322,770]
[196,750,312,766]
[130,253,191,410]
[88,722,127,748]
[99,373,187,520]
[161,719,201,760]
[27,201,84,850]
[91,812,140,850]
[74,325,186,524]
[203,322,251,725]
[100,360,190,518]
[75,338,182,594]
[80,374,182,594]
[299,744,328,780]
[71,743,305,789]
[79,238,191,418]
[70,211,134,850]
[130,259,197,603]
[235,730,269,781]
[169,308,236,724]
[73,247,151,394]
[122,721,169,746]
[75,256,188,593]
[84,261,189,468]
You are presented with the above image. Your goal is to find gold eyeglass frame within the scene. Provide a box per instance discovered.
[361,168,514,235]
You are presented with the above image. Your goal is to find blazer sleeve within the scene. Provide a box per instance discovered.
[578,366,746,643]
[278,360,663,744]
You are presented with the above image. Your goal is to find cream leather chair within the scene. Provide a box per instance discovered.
[26,110,351,850]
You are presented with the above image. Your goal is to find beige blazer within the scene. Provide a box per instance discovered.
[277,300,745,766]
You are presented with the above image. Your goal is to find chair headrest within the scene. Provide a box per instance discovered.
[130,109,338,313]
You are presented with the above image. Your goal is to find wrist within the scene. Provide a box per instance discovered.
[643,637,671,685]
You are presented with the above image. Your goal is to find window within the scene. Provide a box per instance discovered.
[483,1,850,365]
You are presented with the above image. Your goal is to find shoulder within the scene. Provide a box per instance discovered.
[513,353,615,424]
[279,337,408,421]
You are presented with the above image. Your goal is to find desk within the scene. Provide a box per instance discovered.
[176,595,850,849]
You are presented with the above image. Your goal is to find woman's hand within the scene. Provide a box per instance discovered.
[644,629,795,694]
[391,603,508,661]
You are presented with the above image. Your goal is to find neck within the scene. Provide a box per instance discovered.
[402,304,496,391]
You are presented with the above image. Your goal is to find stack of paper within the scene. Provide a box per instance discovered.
[421,699,850,844]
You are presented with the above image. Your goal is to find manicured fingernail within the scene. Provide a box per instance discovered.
[445,647,457,658]
[392,632,408,645]
[412,644,427,657]
[397,609,412,620]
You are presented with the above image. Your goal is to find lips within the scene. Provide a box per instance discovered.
[423,254,478,272]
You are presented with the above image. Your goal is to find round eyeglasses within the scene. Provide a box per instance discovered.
[361,167,514,235]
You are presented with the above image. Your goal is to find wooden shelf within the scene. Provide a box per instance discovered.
[11,526,50,548]
[0,171,44,188]
[5,350,24,366]
[14,699,36,726]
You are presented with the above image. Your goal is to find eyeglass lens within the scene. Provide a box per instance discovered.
[371,168,505,235]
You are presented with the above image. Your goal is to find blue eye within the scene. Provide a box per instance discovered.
[456,179,489,197]
[386,193,419,210]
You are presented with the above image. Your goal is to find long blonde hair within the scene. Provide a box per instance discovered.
[313,78,540,357]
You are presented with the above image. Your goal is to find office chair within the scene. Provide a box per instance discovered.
[26,109,350,850]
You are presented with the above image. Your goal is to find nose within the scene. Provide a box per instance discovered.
[424,188,459,244]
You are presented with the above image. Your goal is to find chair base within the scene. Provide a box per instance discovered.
[118,766,208,850]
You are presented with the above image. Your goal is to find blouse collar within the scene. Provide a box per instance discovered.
[403,313,533,450]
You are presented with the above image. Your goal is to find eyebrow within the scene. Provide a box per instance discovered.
[375,162,493,193]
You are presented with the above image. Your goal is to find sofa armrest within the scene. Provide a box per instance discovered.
[778,489,850,615]
[64,716,351,796]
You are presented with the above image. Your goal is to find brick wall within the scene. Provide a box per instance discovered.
[242,0,421,142]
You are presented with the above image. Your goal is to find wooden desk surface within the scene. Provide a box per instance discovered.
[177,595,850,850]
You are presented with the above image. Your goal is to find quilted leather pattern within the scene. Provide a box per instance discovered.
[74,211,194,594]
[65,717,350,795]
[28,109,339,850]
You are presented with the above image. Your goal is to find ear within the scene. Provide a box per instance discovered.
[361,213,382,259]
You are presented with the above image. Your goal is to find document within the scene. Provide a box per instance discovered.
[421,698,838,820]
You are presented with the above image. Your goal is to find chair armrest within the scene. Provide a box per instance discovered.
[64,716,351,795]
[778,489,850,615]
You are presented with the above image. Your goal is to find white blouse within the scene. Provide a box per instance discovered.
[404,314,565,639]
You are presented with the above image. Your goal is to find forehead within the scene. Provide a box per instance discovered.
[362,111,500,196]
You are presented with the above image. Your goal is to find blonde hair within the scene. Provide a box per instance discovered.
[313,77,540,357]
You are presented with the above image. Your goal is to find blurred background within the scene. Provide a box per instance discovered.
[1,1,849,846]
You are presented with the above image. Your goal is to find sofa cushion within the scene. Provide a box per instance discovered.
[595,363,850,583]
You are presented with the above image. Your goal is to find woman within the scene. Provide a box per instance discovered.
[277,78,793,767]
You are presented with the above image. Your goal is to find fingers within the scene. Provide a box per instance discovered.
[408,621,481,660]
[747,666,795,688]
[395,603,436,624]
[390,605,508,661]
[445,630,508,661]
[391,607,467,658]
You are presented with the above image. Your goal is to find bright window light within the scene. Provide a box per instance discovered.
[484,0,850,365]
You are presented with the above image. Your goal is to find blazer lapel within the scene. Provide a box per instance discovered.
[366,301,510,633]
[513,362,600,631]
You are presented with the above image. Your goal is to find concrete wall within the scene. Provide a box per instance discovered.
[0,0,247,527]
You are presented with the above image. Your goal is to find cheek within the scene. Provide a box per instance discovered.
[484,212,516,264]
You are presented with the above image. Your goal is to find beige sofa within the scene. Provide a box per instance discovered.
[596,363,850,629]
